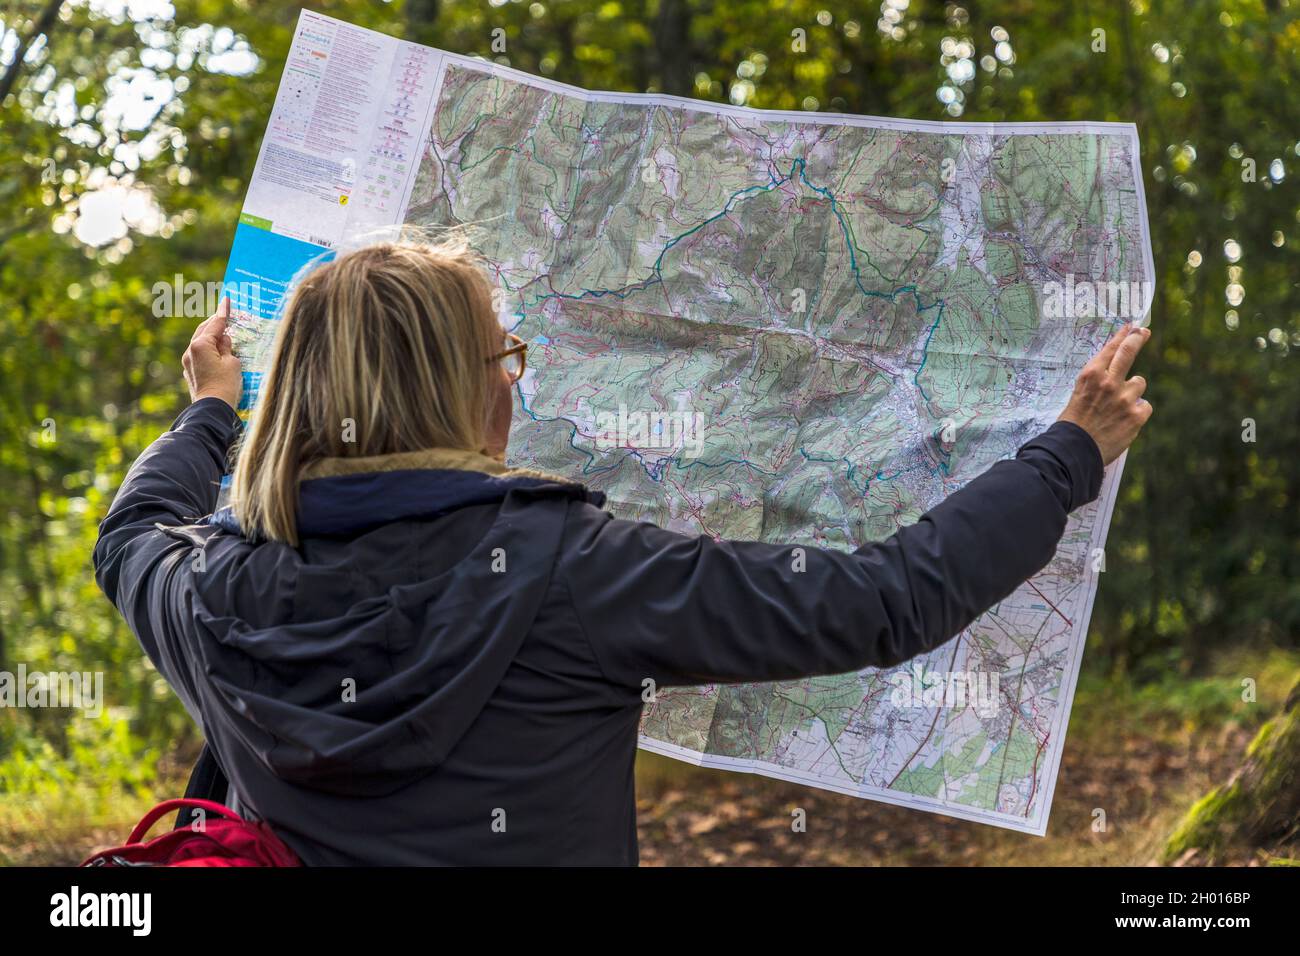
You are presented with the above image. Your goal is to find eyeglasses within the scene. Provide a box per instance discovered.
[489,331,528,383]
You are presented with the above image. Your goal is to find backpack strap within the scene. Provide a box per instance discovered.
[131,798,243,844]
[175,744,230,830]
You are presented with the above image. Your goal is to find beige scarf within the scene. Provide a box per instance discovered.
[300,447,580,488]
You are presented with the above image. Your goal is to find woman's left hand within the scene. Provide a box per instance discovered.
[183,297,243,410]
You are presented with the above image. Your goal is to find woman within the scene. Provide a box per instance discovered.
[94,240,1152,865]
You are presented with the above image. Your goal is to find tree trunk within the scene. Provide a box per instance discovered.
[653,0,692,96]
[0,0,64,105]
[1163,677,1300,864]
[405,0,442,48]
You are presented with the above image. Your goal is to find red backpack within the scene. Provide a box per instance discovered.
[81,798,302,867]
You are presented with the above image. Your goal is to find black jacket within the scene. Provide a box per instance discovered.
[93,397,1102,865]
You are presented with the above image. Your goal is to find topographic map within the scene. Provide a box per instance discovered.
[226,12,1154,833]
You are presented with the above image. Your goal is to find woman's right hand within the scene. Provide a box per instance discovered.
[1057,321,1153,466]
[182,297,243,411]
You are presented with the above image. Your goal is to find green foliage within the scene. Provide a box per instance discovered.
[0,710,157,800]
[1069,647,1299,750]
[0,0,1297,806]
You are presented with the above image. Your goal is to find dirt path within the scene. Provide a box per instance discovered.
[634,722,1256,865]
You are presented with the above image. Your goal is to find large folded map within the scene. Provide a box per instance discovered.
[223,9,1154,834]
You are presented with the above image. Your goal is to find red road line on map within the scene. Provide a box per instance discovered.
[1025,730,1050,816]
[886,639,962,788]
[1026,579,1072,627]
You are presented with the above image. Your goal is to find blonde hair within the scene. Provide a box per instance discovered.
[230,238,501,545]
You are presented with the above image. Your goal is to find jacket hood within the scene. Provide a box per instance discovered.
[188,449,605,797]
[208,447,605,538]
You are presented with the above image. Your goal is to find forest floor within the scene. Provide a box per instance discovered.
[636,651,1300,866]
[636,713,1249,865]
[4,651,1297,866]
